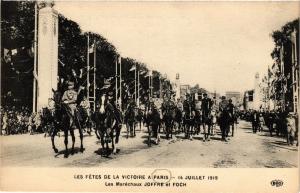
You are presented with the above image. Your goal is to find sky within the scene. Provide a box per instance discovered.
[54,1,299,95]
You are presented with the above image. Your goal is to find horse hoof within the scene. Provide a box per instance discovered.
[53,148,58,153]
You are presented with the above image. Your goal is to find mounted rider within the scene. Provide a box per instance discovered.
[227,99,236,137]
[194,97,202,135]
[182,93,195,139]
[161,89,176,139]
[219,96,230,141]
[201,93,213,141]
[161,89,176,118]
[106,89,123,128]
[183,93,195,120]
[61,80,80,127]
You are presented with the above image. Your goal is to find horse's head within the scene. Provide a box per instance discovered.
[51,89,63,107]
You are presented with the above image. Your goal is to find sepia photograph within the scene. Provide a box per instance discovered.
[0,0,299,192]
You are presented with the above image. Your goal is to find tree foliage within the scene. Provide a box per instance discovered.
[1,1,170,108]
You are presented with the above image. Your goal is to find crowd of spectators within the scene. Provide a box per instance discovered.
[1,105,43,135]
[238,109,298,145]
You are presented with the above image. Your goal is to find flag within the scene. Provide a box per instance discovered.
[11,49,17,55]
[58,59,65,67]
[27,45,34,58]
[72,69,77,77]
[3,48,11,63]
[140,70,146,75]
[79,68,83,78]
[129,65,136,71]
[88,43,95,53]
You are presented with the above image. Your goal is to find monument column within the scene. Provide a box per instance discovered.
[37,1,58,111]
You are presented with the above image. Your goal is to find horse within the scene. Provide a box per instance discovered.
[93,94,121,156]
[218,109,231,141]
[194,109,202,135]
[228,111,238,137]
[41,107,55,137]
[124,104,137,138]
[135,107,144,131]
[161,100,176,139]
[210,109,218,136]
[77,101,93,135]
[146,104,161,146]
[183,102,195,140]
[174,107,183,134]
[50,89,84,158]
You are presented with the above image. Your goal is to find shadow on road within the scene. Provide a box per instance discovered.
[54,147,85,158]
[94,148,120,158]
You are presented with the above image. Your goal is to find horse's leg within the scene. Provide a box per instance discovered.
[105,136,109,156]
[70,128,76,155]
[115,125,121,144]
[134,123,136,137]
[286,131,290,146]
[78,124,84,152]
[51,126,58,153]
[232,123,234,137]
[100,132,105,156]
[126,123,129,139]
[64,129,69,158]
[112,130,116,154]
[207,124,211,141]
[139,120,142,131]
[203,124,206,142]
[148,126,151,147]
[171,122,173,139]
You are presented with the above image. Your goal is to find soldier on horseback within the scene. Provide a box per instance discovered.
[60,80,84,156]
[183,93,195,139]
[107,90,123,128]
[62,81,79,128]
[161,89,176,139]
[194,97,202,136]
[201,93,213,141]
[175,98,184,133]
[227,99,236,137]
[219,96,230,142]
[124,95,137,137]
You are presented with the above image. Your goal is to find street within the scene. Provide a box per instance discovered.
[0,120,298,168]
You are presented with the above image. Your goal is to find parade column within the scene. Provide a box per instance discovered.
[37,1,58,111]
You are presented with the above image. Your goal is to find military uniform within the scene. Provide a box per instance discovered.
[219,97,230,141]
[201,97,213,124]
[107,91,122,126]
[183,97,195,119]
[62,81,79,126]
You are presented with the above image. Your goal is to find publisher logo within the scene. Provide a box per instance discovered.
[270,180,283,187]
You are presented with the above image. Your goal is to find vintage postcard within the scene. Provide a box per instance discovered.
[0,1,299,192]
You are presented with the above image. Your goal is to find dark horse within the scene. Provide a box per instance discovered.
[93,94,121,156]
[50,89,84,158]
[183,102,195,139]
[162,100,176,139]
[146,104,161,146]
[218,108,231,141]
[174,107,183,134]
[124,104,137,138]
